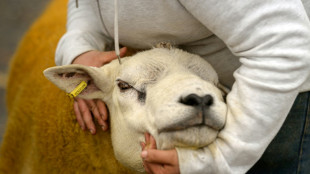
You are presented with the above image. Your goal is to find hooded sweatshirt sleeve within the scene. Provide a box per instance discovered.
[55,0,113,65]
[177,0,310,173]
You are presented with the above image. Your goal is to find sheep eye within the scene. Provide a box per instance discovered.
[117,80,132,91]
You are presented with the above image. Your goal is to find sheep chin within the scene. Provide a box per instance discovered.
[156,125,218,150]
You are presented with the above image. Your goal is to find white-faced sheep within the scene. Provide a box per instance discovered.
[44,44,227,172]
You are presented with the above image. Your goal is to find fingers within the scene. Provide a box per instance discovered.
[100,47,127,63]
[74,101,85,130]
[141,133,180,174]
[141,149,180,174]
[143,160,180,174]
[150,134,157,149]
[96,100,109,131]
[142,149,178,165]
[143,162,164,174]
[119,47,127,57]
[72,48,128,67]
[140,142,146,150]
[72,51,103,67]
[142,161,153,174]
[85,100,108,131]
[74,98,109,134]
[141,133,176,165]
[144,132,151,146]
[76,98,96,134]
[144,133,157,150]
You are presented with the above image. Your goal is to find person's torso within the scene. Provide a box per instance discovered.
[91,0,242,87]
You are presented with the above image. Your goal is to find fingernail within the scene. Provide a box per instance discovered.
[101,125,106,130]
[141,151,148,158]
[140,142,145,149]
[89,129,94,134]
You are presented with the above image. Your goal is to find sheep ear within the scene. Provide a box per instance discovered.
[43,64,113,100]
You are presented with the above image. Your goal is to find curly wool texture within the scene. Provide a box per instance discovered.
[0,0,133,173]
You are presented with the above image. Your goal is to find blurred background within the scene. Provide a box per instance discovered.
[0,0,51,143]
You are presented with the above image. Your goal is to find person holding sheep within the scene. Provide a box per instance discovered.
[56,0,310,173]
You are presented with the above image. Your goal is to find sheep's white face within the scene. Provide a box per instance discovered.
[44,47,227,172]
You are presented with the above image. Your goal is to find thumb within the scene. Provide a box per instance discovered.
[100,47,128,63]
[141,149,178,165]
[119,47,127,57]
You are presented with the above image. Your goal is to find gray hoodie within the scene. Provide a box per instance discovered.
[55,0,310,173]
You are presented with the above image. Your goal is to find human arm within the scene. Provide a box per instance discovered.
[55,0,113,66]
[55,0,126,133]
[72,48,127,134]
[177,1,310,173]
[143,0,310,173]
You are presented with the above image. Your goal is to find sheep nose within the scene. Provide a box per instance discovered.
[180,94,213,107]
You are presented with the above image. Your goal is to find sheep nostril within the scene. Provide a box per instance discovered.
[180,94,213,107]
[180,94,201,106]
[202,94,213,106]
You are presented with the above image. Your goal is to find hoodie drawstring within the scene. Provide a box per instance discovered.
[114,0,121,64]
[76,0,121,64]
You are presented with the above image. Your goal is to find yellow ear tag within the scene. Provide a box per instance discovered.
[67,81,88,99]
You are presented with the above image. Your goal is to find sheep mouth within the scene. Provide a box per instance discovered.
[158,123,207,133]
[157,111,224,133]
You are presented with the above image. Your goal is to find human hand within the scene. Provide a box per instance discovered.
[72,47,127,67]
[72,47,127,134]
[140,133,180,174]
[74,98,108,134]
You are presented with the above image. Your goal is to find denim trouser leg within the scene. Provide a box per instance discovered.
[247,92,310,174]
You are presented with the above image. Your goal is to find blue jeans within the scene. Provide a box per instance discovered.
[247,92,310,174]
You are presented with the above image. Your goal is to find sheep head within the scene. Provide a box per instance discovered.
[44,47,227,172]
